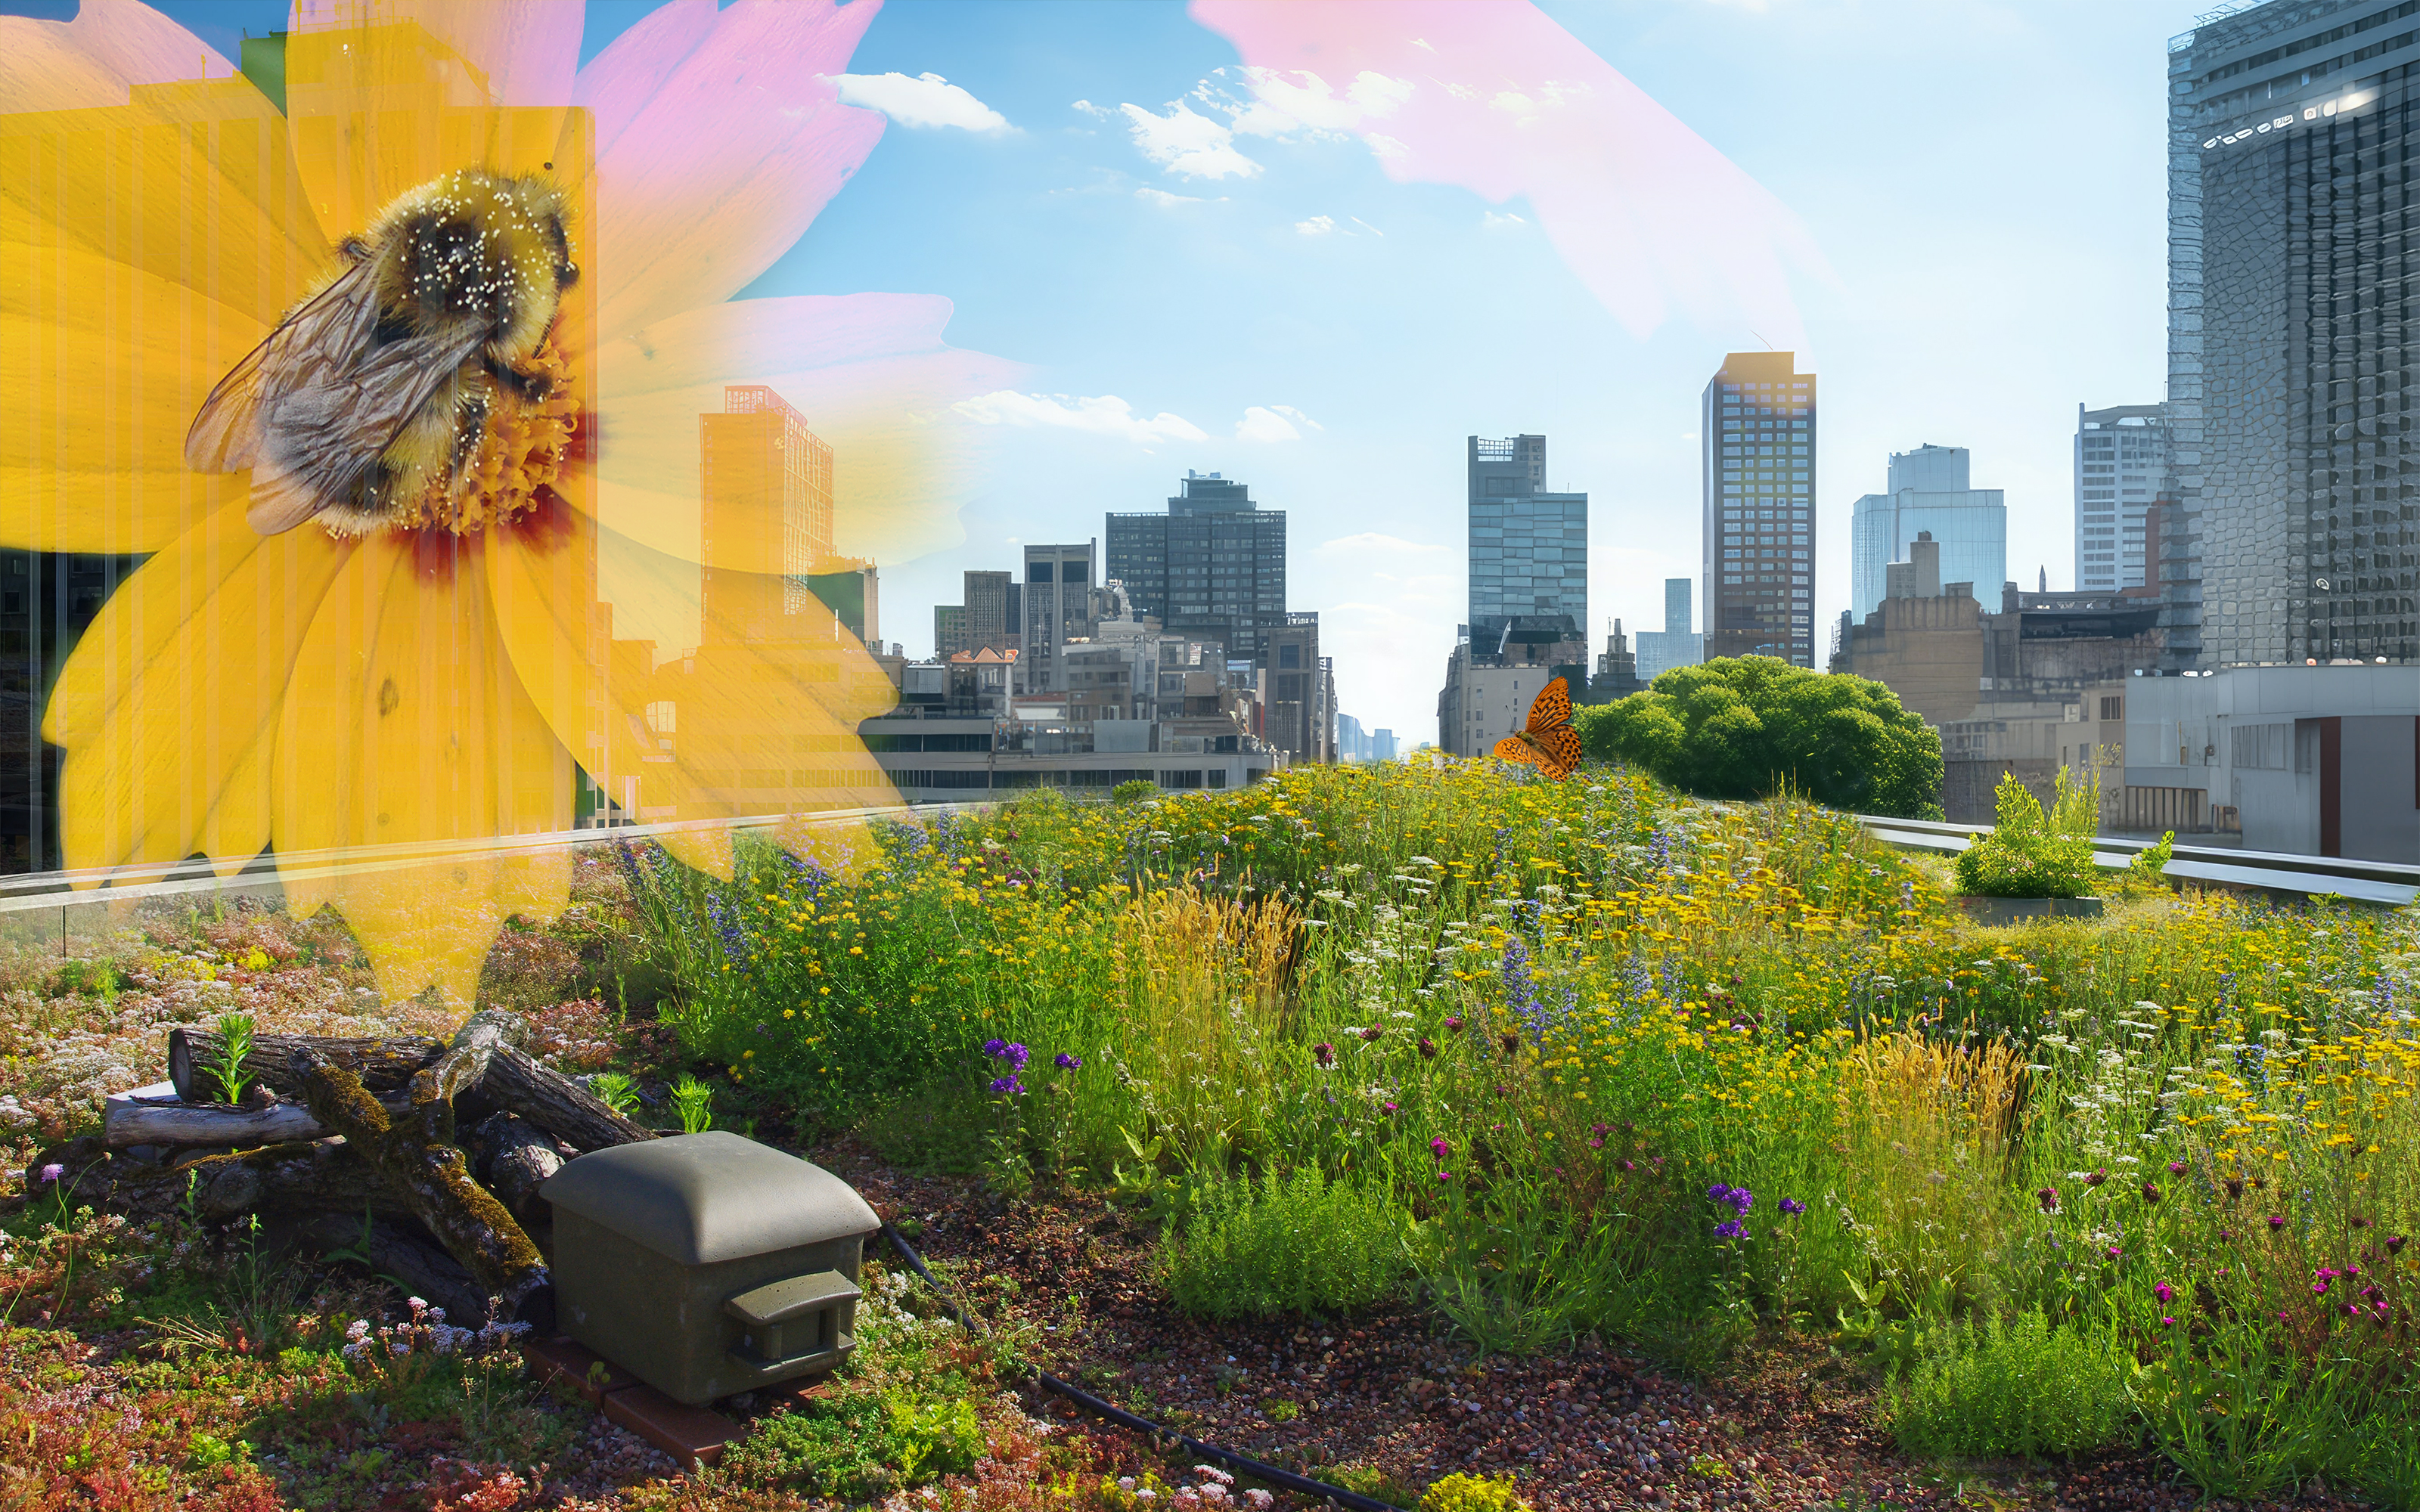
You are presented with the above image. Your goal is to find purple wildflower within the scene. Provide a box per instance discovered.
[1778,1198,1807,1216]
[1055,1052,1083,1070]
[36,1163,62,1185]
[988,1075,1027,1096]
[1713,1219,1746,1241]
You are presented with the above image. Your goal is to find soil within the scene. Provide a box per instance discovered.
[816,1137,2379,1512]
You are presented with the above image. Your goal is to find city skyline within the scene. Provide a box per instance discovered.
[42,0,2192,741]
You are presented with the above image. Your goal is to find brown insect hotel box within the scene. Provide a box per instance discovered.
[541,1132,880,1405]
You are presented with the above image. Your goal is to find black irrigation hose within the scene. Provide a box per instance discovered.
[879,1222,1401,1512]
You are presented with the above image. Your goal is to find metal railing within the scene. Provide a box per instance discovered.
[0,799,2407,957]
[1856,815,2420,907]
[0,807,952,953]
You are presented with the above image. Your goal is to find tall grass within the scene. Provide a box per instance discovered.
[621,759,2420,1498]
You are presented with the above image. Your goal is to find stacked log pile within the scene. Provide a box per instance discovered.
[30,1009,654,1325]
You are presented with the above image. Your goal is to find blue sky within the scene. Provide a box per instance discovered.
[17,0,2186,742]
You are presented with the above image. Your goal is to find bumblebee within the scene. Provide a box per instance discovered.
[188,169,579,537]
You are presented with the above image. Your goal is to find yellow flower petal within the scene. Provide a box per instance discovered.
[271,531,570,1006]
[47,491,352,881]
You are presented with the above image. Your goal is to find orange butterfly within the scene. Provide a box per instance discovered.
[1494,677,1581,779]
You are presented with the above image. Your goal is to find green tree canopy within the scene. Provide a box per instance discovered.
[1571,656,1942,818]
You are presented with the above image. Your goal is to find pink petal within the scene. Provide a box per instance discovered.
[591,293,1026,569]
[1191,0,1825,344]
[0,0,234,113]
[577,0,888,339]
[290,0,579,108]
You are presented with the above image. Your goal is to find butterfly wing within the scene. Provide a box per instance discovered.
[1536,725,1583,779]
[1494,733,1541,767]
[1525,677,1573,736]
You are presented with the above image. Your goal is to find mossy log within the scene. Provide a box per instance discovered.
[291,1019,551,1325]
[479,1046,654,1151]
[169,1029,444,1104]
[168,1017,646,1152]
[47,1137,403,1222]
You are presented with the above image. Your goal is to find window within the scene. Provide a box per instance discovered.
[1278,644,1301,669]
[2098,696,2123,721]
[1029,562,1053,583]
[2230,723,2288,770]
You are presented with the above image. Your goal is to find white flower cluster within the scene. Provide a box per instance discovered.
[340,1297,529,1364]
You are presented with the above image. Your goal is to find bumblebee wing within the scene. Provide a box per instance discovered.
[243,329,481,534]
[187,263,482,534]
[187,262,386,475]
[1493,734,1540,767]
[1537,726,1583,779]
[1526,677,1573,736]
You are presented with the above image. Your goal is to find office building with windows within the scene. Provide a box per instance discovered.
[2168,0,2420,667]
[1018,543,1094,694]
[1848,445,2007,619]
[1634,577,1704,685]
[1703,353,1817,665]
[1106,471,1288,668]
[1467,435,1588,651]
[2073,405,2171,594]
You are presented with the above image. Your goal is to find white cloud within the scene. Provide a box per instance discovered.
[952,391,1208,446]
[1482,210,1528,230]
[1071,99,1110,118]
[1116,100,1261,180]
[826,72,1012,135]
[1351,216,1385,237]
[1295,215,1338,236]
[1235,405,1314,442]
[1232,67,1413,138]
[1136,187,1210,208]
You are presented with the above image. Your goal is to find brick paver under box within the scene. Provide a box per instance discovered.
[602,1382,741,1469]
[520,1335,634,1406]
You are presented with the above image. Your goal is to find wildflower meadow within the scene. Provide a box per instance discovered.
[624,759,2420,1504]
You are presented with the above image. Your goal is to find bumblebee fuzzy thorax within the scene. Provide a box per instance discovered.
[185,166,584,540]
[361,169,576,363]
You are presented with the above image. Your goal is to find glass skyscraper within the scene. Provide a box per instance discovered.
[2073,405,2170,595]
[1848,444,2006,617]
[2169,0,2420,666]
[1633,577,1702,684]
[1104,471,1288,667]
[1466,435,1587,649]
[1703,353,1817,665]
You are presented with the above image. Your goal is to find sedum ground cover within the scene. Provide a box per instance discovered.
[0,758,2415,1508]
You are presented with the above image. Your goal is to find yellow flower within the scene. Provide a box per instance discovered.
[1,0,1012,1005]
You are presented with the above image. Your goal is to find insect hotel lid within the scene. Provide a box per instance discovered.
[541,1131,879,1266]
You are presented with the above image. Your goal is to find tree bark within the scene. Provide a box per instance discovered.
[170,1029,443,1103]
[479,1046,656,1151]
[105,1097,335,1150]
[54,1139,402,1223]
[296,1214,494,1325]
[470,1112,563,1228]
[291,1031,551,1325]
